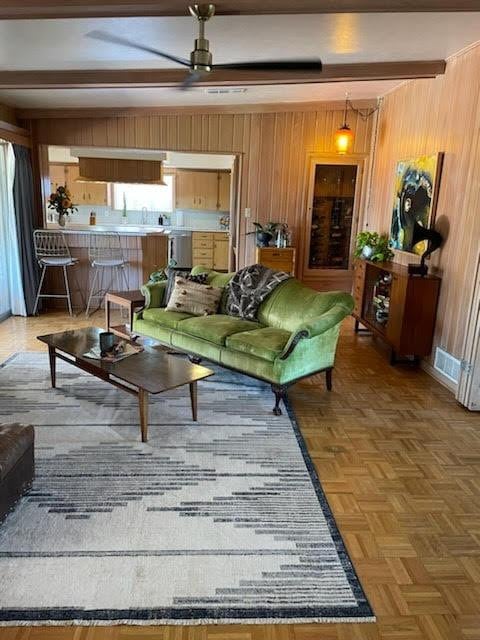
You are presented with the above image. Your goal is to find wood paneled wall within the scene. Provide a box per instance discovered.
[0,102,17,125]
[367,43,480,365]
[27,104,373,274]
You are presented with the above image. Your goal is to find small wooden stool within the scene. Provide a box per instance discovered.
[105,290,145,340]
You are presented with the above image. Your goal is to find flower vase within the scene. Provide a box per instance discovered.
[58,213,66,227]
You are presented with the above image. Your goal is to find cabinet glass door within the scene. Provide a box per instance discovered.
[307,163,358,270]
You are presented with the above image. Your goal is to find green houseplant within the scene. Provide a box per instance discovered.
[354,231,394,263]
[249,221,280,247]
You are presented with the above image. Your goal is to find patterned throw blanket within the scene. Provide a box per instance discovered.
[226,263,291,320]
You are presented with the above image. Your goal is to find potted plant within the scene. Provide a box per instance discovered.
[48,185,77,227]
[250,221,280,247]
[354,231,394,262]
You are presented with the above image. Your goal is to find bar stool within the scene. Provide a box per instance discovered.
[33,230,79,316]
[85,232,129,317]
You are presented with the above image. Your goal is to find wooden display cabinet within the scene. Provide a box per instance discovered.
[353,259,441,363]
[302,155,366,291]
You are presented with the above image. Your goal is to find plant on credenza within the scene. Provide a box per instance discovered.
[249,221,280,247]
[48,185,78,227]
[354,231,394,263]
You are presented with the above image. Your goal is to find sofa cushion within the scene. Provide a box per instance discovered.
[226,327,291,362]
[143,307,194,330]
[179,314,263,346]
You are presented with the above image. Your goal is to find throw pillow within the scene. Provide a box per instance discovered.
[164,267,191,305]
[166,277,222,316]
[164,269,209,305]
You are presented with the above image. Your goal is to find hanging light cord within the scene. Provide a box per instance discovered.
[345,97,380,121]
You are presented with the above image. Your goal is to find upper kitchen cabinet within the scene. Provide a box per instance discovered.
[218,171,231,211]
[49,163,108,206]
[175,169,231,212]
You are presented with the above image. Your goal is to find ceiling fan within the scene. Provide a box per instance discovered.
[87,3,322,90]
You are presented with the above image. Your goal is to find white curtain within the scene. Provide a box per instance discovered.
[0,142,26,316]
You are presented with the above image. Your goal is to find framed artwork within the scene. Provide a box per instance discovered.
[389,153,444,255]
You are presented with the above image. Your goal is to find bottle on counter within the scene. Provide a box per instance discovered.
[158,215,164,225]
[89,210,96,226]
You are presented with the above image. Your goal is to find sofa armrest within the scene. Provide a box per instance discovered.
[141,280,167,310]
[298,302,353,338]
[279,300,353,360]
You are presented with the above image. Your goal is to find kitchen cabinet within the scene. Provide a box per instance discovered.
[218,172,231,211]
[192,232,229,271]
[175,170,197,210]
[49,163,108,206]
[213,235,229,271]
[176,170,231,212]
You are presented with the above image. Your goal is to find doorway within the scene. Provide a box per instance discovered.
[457,250,480,410]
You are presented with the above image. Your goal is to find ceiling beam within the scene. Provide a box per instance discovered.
[0,61,446,90]
[16,100,379,119]
[0,0,479,18]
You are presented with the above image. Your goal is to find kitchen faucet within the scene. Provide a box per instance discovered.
[141,207,148,225]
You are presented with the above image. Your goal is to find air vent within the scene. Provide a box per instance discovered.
[433,347,462,384]
[205,88,248,95]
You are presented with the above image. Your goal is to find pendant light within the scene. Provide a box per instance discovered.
[334,94,354,155]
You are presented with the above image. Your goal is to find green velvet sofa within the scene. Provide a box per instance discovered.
[133,266,354,414]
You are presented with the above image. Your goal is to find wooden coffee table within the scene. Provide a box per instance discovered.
[37,327,214,442]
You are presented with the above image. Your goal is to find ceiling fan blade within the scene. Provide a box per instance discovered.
[86,30,191,68]
[213,59,322,72]
[180,71,204,90]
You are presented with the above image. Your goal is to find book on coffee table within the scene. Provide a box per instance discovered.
[83,342,143,363]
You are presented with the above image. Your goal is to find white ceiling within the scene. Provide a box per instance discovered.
[1,12,480,108]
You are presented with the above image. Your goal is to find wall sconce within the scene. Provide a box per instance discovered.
[334,94,381,155]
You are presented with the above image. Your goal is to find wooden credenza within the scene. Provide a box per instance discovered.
[353,259,441,363]
[255,247,296,275]
[192,232,229,271]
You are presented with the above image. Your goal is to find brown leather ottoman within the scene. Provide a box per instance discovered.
[0,424,34,523]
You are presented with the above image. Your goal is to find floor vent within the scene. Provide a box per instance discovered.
[433,347,462,383]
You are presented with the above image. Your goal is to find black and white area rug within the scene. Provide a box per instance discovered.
[0,352,374,626]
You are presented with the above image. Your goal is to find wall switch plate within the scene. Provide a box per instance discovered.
[244,207,251,218]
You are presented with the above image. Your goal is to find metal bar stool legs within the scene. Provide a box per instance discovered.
[85,233,129,318]
[32,231,79,316]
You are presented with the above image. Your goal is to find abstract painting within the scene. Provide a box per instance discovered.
[389,153,444,254]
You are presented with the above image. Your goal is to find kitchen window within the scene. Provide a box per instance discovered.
[112,175,174,212]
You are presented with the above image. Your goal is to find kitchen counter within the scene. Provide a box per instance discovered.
[45,223,229,235]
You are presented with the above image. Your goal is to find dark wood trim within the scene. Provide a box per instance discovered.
[17,99,378,120]
[0,119,31,147]
[0,0,477,19]
[0,61,446,91]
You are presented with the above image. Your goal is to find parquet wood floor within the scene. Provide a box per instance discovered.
[0,312,479,640]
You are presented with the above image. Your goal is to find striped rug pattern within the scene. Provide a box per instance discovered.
[0,352,374,625]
